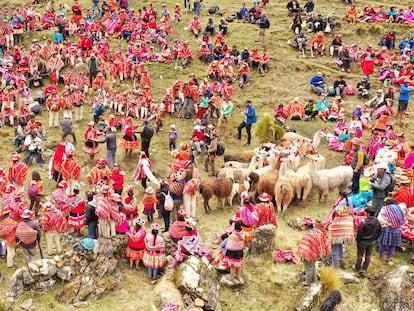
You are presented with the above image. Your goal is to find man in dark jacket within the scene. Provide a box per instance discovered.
[98,127,117,169]
[140,119,154,157]
[84,191,98,239]
[370,163,392,216]
[156,181,170,232]
[16,210,42,264]
[257,12,270,42]
[354,207,382,277]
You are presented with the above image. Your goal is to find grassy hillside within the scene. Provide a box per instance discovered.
[0,0,414,310]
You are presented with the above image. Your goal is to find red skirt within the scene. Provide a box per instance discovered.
[126,247,144,261]
[83,140,101,155]
[120,135,140,150]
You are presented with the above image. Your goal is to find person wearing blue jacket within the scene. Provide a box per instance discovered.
[310,71,327,94]
[237,99,257,146]
[397,80,414,124]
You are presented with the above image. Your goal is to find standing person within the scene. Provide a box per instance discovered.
[84,191,98,239]
[95,185,112,237]
[297,217,331,286]
[360,52,375,82]
[217,96,234,139]
[83,122,101,162]
[354,207,382,277]
[327,205,355,269]
[377,199,406,264]
[169,209,187,242]
[204,131,218,176]
[110,163,124,195]
[67,186,86,236]
[60,113,76,144]
[156,180,170,232]
[133,152,160,189]
[140,119,154,157]
[257,12,270,42]
[397,79,414,125]
[370,163,392,216]
[143,223,166,284]
[222,214,246,286]
[183,165,201,218]
[143,187,158,223]
[61,151,81,194]
[28,171,43,217]
[8,153,29,193]
[86,158,112,192]
[0,207,18,267]
[88,53,100,85]
[237,99,257,146]
[119,186,139,232]
[15,209,42,264]
[120,117,139,158]
[126,219,146,270]
[350,138,364,194]
[98,127,117,169]
[255,192,277,227]
[238,192,259,243]
[168,124,178,151]
[41,202,67,256]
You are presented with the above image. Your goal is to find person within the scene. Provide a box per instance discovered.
[0,207,18,267]
[15,209,42,264]
[83,121,101,162]
[255,192,277,227]
[28,170,43,217]
[143,223,166,284]
[191,125,206,155]
[297,217,330,286]
[8,153,28,192]
[397,79,414,125]
[143,186,158,223]
[140,119,154,157]
[237,99,257,146]
[350,138,364,194]
[133,152,160,189]
[217,96,233,138]
[86,158,111,192]
[156,180,170,232]
[377,199,406,265]
[61,113,76,144]
[360,52,375,82]
[329,34,343,57]
[98,127,117,169]
[286,97,305,120]
[309,71,327,95]
[238,192,258,243]
[168,124,178,151]
[257,12,270,42]
[327,205,354,269]
[354,207,382,277]
[221,214,246,286]
[126,219,146,270]
[85,191,98,239]
[120,117,139,158]
[311,31,327,56]
[183,165,201,218]
[23,131,44,165]
[41,202,67,256]
[333,76,347,99]
[67,186,86,236]
[204,131,218,176]
[370,162,392,216]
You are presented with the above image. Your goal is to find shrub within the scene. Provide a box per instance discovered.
[319,267,342,294]
[254,114,286,143]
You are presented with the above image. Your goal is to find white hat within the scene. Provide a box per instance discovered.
[170,124,176,129]
[294,97,300,102]
[374,162,388,170]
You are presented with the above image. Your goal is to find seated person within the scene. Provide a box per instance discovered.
[329,34,343,57]
[333,75,347,98]
[286,97,305,120]
[286,0,301,17]
[29,70,44,88]
[309,71,327,94]
[187,15,202,37]
[311,31,327,56]
[218,18,229,36]
[204,18,215,36]
[356,76,371,99]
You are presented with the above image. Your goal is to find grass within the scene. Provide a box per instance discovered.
[1,0,414,310]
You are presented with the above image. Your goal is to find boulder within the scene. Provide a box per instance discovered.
[372,265,414,311]
[295,282,322,311]
[35,279,56,292]
[8,269,25,297]
[57,265,74,281]
[20,298,33,310]
[73,301,89,308]
[249,224,276,254]
[153,279,185,310]
[339,270,359,284]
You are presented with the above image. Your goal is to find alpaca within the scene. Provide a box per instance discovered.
[228,180,250,207]
[224,155,251,163]
[257,169,279,197]
[217,152,267,183]
[223,161,249,169]
[199,176,234,213]
[274,159,294,218]
[281,128,327,154]
[295,162,313,201]
[306,154,353,203]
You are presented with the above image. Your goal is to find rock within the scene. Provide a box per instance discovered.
[36,279,56,292]
[6,298,14,311]
[48,259,57,266]
[194,298,204,307]
[21,269,35,286]
[295,282,322,311]
[153,279,184,310]
[73,301,89,308]
[8,269,25,297]
[185,308,203,311]
[57,265,74,281]
[28,263,39,273]
[20,298,33,310]
[249,224,276,254]
[176,262,200,291]
[339,270,359,284]
[372,265,414,311]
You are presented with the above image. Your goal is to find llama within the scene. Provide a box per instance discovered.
[199,176,234,213]
[295,162,313,201]
[274,159,294,218]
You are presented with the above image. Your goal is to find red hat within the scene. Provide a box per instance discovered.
[15,192,24,199]
[21,209,34,219]
[258,192,272,202]
[240,191,250,200]
[58,181,68,189]
[151,223,161,230]
[43,202,55,211]
[303,216,314,226]
[101,185,110,194]
[231,212,242,223]
[11,153,21,161]
[178,209,187,218]
[5,184,16,194]
[96,158,108,165]
[127,185,134,193]
[2,206,11,214]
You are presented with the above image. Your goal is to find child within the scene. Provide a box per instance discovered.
[28,170,43,217]
[126,218,146,270]
[168,124,178,151]
[143,186,158,223]
[155,106,164,134]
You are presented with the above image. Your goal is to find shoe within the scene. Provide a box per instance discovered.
[302,281,311,286]
[243,143,250,146]
[386,259,394,266]
[341,68,345,72]
[352,266,360,273]
[359,270,367,277]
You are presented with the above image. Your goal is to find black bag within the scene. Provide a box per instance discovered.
[226,16,234,22]
[385,172,396,194]
[183,110,192,119]
[216,143,225,156]
[208,6,220,15]
[142,125,154,139]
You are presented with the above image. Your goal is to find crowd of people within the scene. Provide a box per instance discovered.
[1,2,414,310]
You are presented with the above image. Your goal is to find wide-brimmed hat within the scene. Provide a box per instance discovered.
[100,185,110,194]
[126,185,134,193]
[258,192,272,202]
[240,191,250,200]
[137,218,145,226]
[303,216,314,226]
[185,217,197,229]
[399,175,410,184]
[351,138,362,146]
[58,181,68,189]
[374,162,388,170]
[151,223,160,230]
[96,158,108,165]
[21,209,34,219]
[145,187,154,194]
[11,153,21,161]
[43,202,55,211]
[363,166,375,178]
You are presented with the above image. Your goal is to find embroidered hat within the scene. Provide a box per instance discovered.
[178,210,187,218]
[43,202,55,211]
[258,192,272,202]
[58,181,68,189]
[145,187,154,194]
[21,209,34,219]
[240,191,250,200]
[151,223,160,230]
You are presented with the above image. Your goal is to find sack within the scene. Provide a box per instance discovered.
[170,181,184,197]
[226,17,234,22]
[208,6,220,15]
[162,192,174,212]
[75,237,95,250]
[15,222,38,245]
[28,183,39,198]
[216,143,225,156]
[142,125,154,139]
[334,58,343,66]
[362,152,370,165]
[183,110,192,119]
[345,85,356,95]
[327,86,336,96]
[385,172,396,194]
[263,19,270,29]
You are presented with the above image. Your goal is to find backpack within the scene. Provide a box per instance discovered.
[385,172,396,194]
[216,143,225,156]
[183,110,192,119]
[162,192,174,212]
[327,86,336,96]
[28,183,39,198]
[15,222,38,245]
[208,6,220,15]
[142,125,154,139]
[362,152,370,165]
[263,18,270,29]
[345,85,356,95]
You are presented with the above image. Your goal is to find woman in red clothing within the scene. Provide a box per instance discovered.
[360,52,375,83]
[120,117,140,157]
[83,122,101,162]
[126,218,147,270]
[67,186,86,236]
[111,163,124,195]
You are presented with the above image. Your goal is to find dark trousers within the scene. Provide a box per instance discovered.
[62,131,77,143]
[372,196,384,217]
[141,177,148,189]
[238,121,252,144]
[88,220,98,239]
[141,139,151,157]
[355,240,374,271]
[162,211,171,232]
[351,170,361,194]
